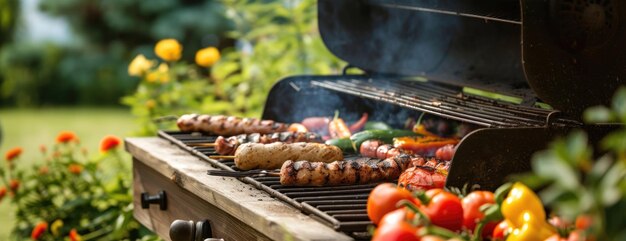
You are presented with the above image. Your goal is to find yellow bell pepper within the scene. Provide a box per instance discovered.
[501,182,556,241]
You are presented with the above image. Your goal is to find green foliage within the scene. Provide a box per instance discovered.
[0,0,18,46]
[0,0,232,107]
[38,0,232,60]
[122,57,215,135]
[0,43,138,107]
[518,87,626,240]
[212,0,344,116]
[124,0,346,135]
[0,133,156,240]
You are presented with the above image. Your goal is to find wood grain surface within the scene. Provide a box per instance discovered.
[126,137,353,241]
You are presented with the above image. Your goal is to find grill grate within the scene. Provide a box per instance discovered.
[310,78,582,128]
[158,131,374,240]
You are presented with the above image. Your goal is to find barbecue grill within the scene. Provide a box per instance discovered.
[126,1,626,240]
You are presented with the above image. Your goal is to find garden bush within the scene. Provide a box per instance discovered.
[0,132,156,240]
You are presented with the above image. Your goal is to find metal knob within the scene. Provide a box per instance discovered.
[170,219,213,241]
[141,190,167,210]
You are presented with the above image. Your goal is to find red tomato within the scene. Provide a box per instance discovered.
[367,183,415,225]
[492,220,510,240]
[398,167,446,191]
[372,222,420,241]
[420,189,464,231]
[462,191,497,237]
[374,208,419,241]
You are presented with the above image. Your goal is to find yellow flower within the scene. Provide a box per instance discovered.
[195,47,221,67]
[157,63,170,83]
[51,219,63,236]
[154,39,182,61]
[128,54,155,76]
[146,72,159,83]
[145,99,156,109]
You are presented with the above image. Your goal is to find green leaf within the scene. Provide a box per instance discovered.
[612,87,626,122]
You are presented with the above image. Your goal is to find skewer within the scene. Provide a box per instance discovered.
[210,155,235,159]
[152,115,179,123]
[207,169,280,177]
[187,143,216,147]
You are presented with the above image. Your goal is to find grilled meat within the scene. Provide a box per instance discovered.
[234,142,343,170]
[214,132,322,155]
[360,140,403,159]
[177,114,289,135]
[280,154,422,186]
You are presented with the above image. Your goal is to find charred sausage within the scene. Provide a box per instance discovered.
[233,142,343,170]
[280,154,422,186]
[177,114,289,135]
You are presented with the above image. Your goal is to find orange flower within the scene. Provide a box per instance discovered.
[68,164,83,174]
[100,135,122,153]
[0,186,6,201]
[5,147,22,162]
[39,144,47,154]
[9,179,19,192]
[39,166,49,175]
[56,131,78,144]
[31,221,48,240]
[69,228,82,241]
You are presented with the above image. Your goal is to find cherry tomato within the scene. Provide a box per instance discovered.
[492,220,510,240]
[420,189,464,231]
[367,183,415,225]
[372,222,420,241]
[462,191,498,237]
[373,208,420,241]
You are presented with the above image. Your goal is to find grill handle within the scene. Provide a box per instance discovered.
[141,190,167,210]
[170,219,214,241]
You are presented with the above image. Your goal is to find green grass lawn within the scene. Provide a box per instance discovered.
[0,107,137,240]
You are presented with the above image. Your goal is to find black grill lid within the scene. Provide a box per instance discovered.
[318,0,626,116]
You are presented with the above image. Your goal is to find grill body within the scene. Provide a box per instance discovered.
[139,1,626,240]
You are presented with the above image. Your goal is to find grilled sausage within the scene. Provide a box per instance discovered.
[214,132,322,155]
[234,142,343,170]
[280,154,422,186]
[360,140,404,159]
[176,114,289,135]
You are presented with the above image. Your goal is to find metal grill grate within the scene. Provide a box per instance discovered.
[310,78,582,128]
[158,131,374,240]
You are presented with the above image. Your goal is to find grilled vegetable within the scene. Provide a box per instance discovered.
[348,113,369,133]
[393,136,459,156]
[350,129,419,150]
[329,111,352,139]
[325,137,356,153]
[365,121,392,130]
[398,166,447,191]
[301,117,330,132]
[234,142,343,170]
[435,144,456,161]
